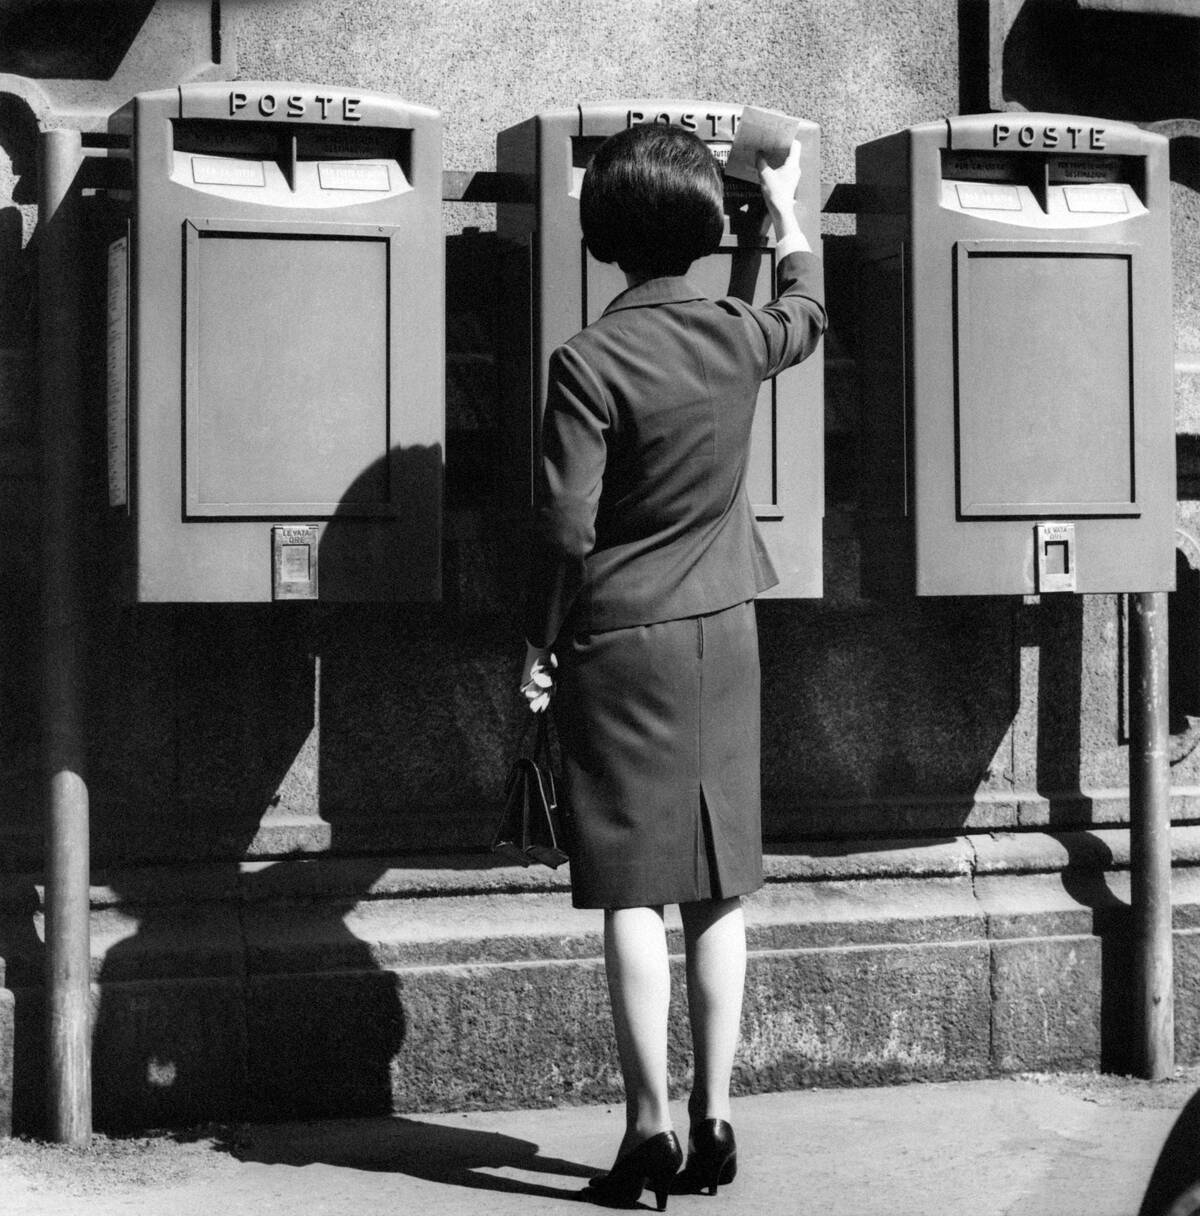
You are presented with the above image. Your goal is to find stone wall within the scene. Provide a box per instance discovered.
[4,0,1191,870]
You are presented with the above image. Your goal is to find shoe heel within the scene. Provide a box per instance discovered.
[705,1151,737,1193]
[712,1152,737,1192]
[681,1118,737,1196]
[585,1130,681,1209]
[649,1155,681,1210]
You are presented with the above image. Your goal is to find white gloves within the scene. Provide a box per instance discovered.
[520,641,557,713]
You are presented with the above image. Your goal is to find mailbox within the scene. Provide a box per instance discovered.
[856,113,1174,596]
[497,100,825,598]
[105,82,444,602]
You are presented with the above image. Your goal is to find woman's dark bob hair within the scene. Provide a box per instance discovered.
[580,123,724,278]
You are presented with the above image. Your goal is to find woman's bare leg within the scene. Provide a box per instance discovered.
[680,896,746,1123]
[604,905,674,1157]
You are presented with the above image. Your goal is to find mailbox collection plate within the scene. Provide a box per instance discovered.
[272,524,319,599]
[1036,521,1077,593]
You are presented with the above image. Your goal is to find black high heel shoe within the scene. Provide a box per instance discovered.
[584,1130,683,1211]
[674,1118,737,1196]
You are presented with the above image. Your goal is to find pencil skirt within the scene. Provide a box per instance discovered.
[554,599,764,910]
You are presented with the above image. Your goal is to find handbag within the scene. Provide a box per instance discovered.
[492,712,569,869]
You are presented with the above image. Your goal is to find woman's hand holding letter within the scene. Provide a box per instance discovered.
[758,139,809,253]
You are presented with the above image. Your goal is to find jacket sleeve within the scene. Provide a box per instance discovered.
[748,249,828,381]
[522,342,611,648]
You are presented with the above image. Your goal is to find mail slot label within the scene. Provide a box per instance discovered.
[1063,185,1129,214]
[955,182,1023,211]
[192,157,266,187]
[318,162,391,191]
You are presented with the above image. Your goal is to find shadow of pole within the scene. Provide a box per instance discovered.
[1034,593,1135,1072]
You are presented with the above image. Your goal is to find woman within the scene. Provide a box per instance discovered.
[520,121,826,1210]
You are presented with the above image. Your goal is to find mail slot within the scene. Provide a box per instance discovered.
[105,82,444,601]
[855,112,1175,596]
[497,99,825,598]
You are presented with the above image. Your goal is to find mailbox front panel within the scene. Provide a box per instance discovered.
[498,100,824,598]
[184,220,394,518]
[954,241,1137,519]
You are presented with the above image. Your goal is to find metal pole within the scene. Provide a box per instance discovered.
[37,127,92,1145]
[1129,590,1174,1080]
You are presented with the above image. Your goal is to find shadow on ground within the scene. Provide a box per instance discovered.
[212,1116,595,1201]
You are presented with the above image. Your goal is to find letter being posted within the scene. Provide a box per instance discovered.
[723,106,800,183]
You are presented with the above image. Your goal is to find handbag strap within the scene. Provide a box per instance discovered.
[531,711,551,762]
[518,708,554,760]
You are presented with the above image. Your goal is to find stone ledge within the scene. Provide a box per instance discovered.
[6,787,1200,872]
[5,826,1200,919]
[6,834,1200,985]
[5,829,1200,992]
[9,824,1198,909]
[0,878,984,984]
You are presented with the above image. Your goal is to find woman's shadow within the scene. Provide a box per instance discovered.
[209,1115,593,1200]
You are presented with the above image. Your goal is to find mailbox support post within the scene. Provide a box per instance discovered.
[37,127,92,1146]
[1129,590,1174,1080]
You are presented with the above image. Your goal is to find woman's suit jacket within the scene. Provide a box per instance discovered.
[524,250,827,648]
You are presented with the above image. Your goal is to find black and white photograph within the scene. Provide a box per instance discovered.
[2,1,1200,1212]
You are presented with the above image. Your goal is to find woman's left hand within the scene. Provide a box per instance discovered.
[520,642,557,713]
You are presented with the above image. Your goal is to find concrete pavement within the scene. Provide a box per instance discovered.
[4,1071,1200,1215]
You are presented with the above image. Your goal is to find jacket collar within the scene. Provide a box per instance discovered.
[601,275,705,315]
